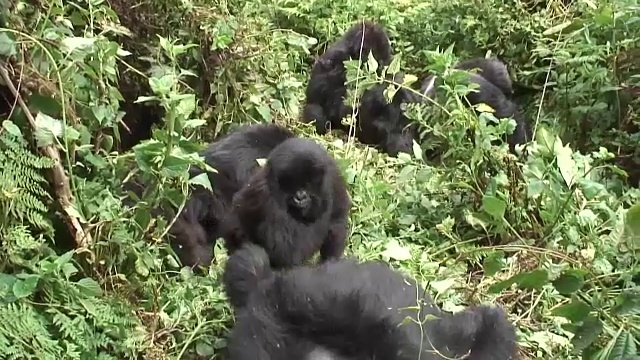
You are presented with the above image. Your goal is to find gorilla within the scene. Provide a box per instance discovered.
[355,72,421,157]
[223,243,519,360]
[122,123,295,270]
[302,20,393,135]
[455,57,514,96]
[223,137,351,270]
[421,57,532,151]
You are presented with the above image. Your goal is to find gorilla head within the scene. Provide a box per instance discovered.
[266,138,333,222]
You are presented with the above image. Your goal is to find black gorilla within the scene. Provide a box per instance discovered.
[123,124,295,269]
[302,21,393,135]
[224,137,351,270]
[421,57,532,151]
[223,243,519,359]
[355,72,421,157]
[455,57,514,96]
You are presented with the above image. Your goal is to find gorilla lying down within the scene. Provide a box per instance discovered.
[355,72,421,156]
[123,123,295,270]
[302,20,393,135]
[355,57,532,157]
[223,137,351,271]
[223,243,519,360]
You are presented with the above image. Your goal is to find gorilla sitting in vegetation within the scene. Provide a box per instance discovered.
[223,137,351,270]
[223,243,519,359]
[302,20,393,135]
[355,57,531,157]
[122,124,295,270]
[420,57,532,152]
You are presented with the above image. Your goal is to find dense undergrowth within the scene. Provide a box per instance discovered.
[1,0,639,358]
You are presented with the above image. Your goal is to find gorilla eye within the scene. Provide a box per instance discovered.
[177,244,183,250]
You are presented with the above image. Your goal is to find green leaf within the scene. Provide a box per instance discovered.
[0,32,17,57]
[402,74,418,88]
[571,315,603,352]
[366,52,379,73]
[551,298,592,322]
[12,275,40,299]
[135,257,150,277]
[195,339,216,356]
[481,195,506,220]
[0,273,18,303]
[387,54,402,75]
[610,331,637,360]
[2,120,22,137]
[172,93,196,119]
[381,239,411,261]
[552,269,586,295]
[256,105,272,122]
[76,278,102,297]
[184,119,207,129]
[430,278,456,295]
[612,289,640,316]
[624,203,640,249]
[34,112,64,147]
[488,278,515,294]
[556,144,577,187]
[482,251,505,276]
[149,74,176,96]
[412,140,421,159]
[60,37,96,54]
[514,269,549,290]
[189,172,212,192]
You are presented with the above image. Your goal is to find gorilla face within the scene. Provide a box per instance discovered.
[267,138,332,223]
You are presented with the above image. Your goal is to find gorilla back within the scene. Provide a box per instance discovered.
[225,244,519,360]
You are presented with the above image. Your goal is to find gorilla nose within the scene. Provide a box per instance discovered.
[293,191,310,207]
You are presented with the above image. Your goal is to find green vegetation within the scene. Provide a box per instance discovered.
[1,0,639,358]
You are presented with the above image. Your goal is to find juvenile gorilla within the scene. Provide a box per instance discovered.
[223,243,519,359]
[421,57,532,151]
[123,124,295,269]
[224,137,351,270]
[302,21,393,135]
[355,72,421,157]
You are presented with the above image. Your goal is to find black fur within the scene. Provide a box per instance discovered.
[302,21,393,135]
[224,243,519,360]
[421,58,532,151]
[455,57,514,96]
[224,137,351,270]
[123,124,295,269]
[355,73,421,157]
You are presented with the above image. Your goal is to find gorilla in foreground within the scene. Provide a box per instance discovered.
[224,137,351,270]
[223,243,519,359]
[123,124,295,269]
[302,20,393,135]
